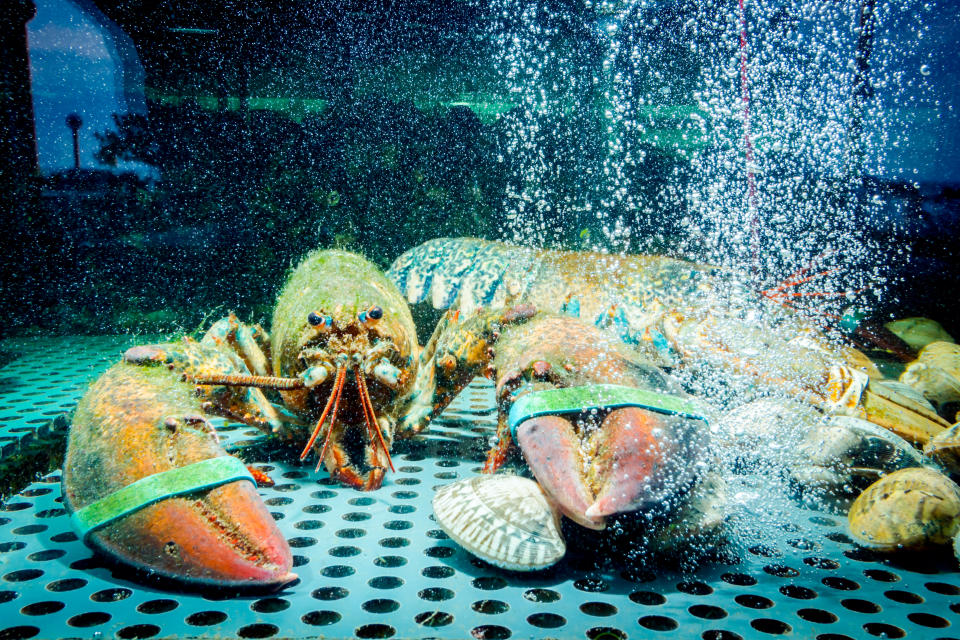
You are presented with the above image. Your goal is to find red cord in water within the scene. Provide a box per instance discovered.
[738,0,759,272]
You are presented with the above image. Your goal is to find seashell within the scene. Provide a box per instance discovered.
[901,342,960,414]
[797,416,926,471]
[872,380,937,413]
[860,374,950,445]
[713,398,820,470]
[925,422,960,473]
[432,475,565,571]
[848,467,960,552]
[885,318,954,352]
[791,416,930,500]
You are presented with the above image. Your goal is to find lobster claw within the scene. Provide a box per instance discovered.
[515,415,603,530]
[586,407,705,518]
[63,363,295,590]
[515,407,706,528]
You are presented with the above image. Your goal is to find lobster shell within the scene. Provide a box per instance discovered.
[62,362,294,589]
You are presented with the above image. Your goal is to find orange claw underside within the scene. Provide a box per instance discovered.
[91,481,297,589]
[508,406,696,529]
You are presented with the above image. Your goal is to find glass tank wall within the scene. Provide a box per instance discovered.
[1,2,959,640]
[3,0,957,338]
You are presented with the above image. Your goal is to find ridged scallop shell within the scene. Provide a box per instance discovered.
[848,467,960,551]
[432,475,565,571]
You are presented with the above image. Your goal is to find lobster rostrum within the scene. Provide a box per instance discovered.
[63,250,419,589]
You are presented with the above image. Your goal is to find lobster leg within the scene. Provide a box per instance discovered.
[483,415,513,474]
[202,313,273,377]
[399,305,537,434]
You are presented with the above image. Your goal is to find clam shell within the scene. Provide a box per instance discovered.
[848,467,960,551]
[925,422,960,473]
[885,318,954,352]
[828,416,928,469]
[900,361,960,412]
[432,475,565,571]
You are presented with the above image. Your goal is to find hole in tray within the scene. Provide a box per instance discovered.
[638,615,678,631]
[473,599,509,614]
[302,610,341,626]
[797,608,837,624]
[470,624,510,639]
[355,623,396,638]
[862,623,905,638]
[311,587,348,601]
[750,618,791,635]
[689,605,727,620]
[721,573,756,586]
[363,598,399,613]
[237,623,279,638]
[528,613,566,629]
[523,588,560,603]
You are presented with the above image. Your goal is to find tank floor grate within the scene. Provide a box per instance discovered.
[0,337,958,639]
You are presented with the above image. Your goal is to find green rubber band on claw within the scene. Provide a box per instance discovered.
[70,456,255,542]
[508,384,708,442]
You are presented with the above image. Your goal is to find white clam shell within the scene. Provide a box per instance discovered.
[432,475,565,571]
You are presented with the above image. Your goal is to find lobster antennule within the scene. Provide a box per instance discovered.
[299,366,345,461]
[315,367,347,472]
[356,368,375,441]
[188,373,305,390]
[357,369,395,473]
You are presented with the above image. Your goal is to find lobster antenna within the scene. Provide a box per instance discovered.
[761,269,837,297]
[316,368,347,472]
[357,369,394,473]
[299,367,344,461]
[355,368,376,443]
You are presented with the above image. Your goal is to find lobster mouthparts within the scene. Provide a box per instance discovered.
[515,407,705,528]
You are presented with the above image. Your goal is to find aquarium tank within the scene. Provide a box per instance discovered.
[0,0,959,639]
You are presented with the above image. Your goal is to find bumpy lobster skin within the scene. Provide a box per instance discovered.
[62,363,294,589]
[272,250,417,390]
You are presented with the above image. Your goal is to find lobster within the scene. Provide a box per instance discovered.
[388,238,949,446]
[386,238,952,569]
[63,249,420,589]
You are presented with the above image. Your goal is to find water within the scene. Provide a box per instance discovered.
[1,1,959,638]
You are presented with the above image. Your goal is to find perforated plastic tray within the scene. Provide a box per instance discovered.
[0,336,152,458]
[0,338,959,640]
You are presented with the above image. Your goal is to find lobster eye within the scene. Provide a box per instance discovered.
[307,311,324,327]
[368,305,383,320]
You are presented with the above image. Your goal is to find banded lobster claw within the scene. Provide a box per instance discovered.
[515,404,707,530]
[62,362,295,590]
